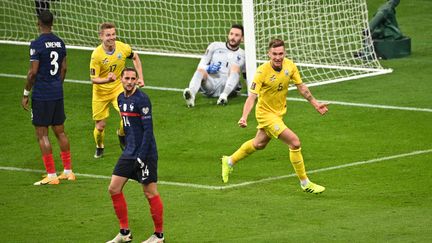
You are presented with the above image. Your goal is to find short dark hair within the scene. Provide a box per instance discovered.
[268,39,285,49]
[231,24,244,36]
[100,22,116,33]
[38,10,53,27]
[121,67,138,78]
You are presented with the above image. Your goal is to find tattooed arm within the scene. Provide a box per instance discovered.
[296,83,328,115]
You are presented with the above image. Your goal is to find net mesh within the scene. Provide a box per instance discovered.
[0,0,386,84]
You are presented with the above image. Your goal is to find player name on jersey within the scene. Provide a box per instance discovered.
[45,41,62,48]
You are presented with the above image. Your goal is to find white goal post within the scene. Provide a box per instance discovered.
[0,0,391,88]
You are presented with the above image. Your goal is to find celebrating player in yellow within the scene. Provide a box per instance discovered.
[90,22,144,158]
[221,39,328,194]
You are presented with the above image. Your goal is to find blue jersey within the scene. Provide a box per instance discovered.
[30,32,66,101]
[118,89,158,162]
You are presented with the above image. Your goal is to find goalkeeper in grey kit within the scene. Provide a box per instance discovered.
[183,24,246,107]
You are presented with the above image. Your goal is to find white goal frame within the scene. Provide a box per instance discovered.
[0,0,392,89]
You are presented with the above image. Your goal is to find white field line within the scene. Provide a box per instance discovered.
[1,148,431,190]
[2,73,431,113]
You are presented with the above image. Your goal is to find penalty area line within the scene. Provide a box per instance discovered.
[1,148,431,190]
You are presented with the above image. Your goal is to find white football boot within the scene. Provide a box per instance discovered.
[217,93,228,105]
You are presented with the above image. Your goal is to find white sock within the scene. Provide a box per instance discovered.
[47,173,57,178]
[63,169,72,174]
[227,157,233,167]
[300,178,310,187]
[188,71,204,96]
[221,72,240,96]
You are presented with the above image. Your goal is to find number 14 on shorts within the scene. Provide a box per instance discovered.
[137,158,149,179]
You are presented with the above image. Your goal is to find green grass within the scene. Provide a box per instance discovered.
[1,0,432,242]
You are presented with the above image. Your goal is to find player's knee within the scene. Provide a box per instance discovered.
[196,68,208,79]
[290,140,301,150]
[53,130,65,139]
[36,132,47,140]
[144,190,159,199]
[108,185,121,195]
[143,184,159,199]
[37,135,50,146]
[254,142,267,150]
[95,121,106,131]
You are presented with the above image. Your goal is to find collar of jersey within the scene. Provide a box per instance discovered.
[225,42,239,52]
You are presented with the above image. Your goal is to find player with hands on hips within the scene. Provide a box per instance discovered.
[183,24,246,107]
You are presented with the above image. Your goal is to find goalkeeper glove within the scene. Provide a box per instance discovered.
[206,63,221,74]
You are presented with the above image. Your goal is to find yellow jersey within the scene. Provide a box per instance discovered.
[249,58,302,120]
[90,41,132,97]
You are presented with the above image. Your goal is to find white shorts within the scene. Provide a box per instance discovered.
[200,75,241,97]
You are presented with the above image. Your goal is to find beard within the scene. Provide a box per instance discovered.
[228,38,240,48]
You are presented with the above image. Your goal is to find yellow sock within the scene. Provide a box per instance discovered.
[118,120,125,136]
[231,139,256,164]
[93,127,105,148]
[289,148,307,180]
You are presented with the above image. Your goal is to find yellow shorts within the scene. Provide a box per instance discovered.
[256,114,287,139]
[92,87,123,121]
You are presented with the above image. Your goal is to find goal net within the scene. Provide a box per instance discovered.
[0,0,391,86]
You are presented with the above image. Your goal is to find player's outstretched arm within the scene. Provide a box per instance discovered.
[132,52,144,87]
[238,93,257,127]
[296,83,328,115]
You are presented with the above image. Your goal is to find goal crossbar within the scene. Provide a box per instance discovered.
[0,0,391,88]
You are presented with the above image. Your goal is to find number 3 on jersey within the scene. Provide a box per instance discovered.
[49,51,59,75]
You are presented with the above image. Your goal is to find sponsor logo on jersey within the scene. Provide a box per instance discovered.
[270,75,276,82]
[102,58,109,65]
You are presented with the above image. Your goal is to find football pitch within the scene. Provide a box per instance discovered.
[1,1,432,242]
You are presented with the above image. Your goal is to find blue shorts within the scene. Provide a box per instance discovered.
[113,158,158,185]
[31,99,66,126]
